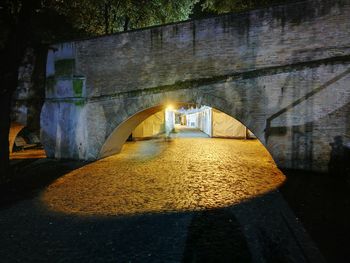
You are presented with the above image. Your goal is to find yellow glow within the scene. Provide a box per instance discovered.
[41,138,285,217]
[166,104,174,111]
[10,149,46,160]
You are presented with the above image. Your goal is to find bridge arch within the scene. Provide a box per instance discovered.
[98,89,263,159]
[40,0,350,172]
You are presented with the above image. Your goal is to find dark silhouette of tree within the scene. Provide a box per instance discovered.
[0,0,83,180]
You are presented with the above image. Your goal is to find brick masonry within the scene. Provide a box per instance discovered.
[41,0,350,172]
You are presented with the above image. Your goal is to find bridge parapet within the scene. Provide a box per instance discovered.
[41,0,350,172]
[47,0,350,99]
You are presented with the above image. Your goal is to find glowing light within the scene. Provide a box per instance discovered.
[41,139,285,217]
[166,104,174,111]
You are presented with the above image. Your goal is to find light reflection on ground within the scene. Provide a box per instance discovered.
[41,138,285,216]
[10,148,46,160]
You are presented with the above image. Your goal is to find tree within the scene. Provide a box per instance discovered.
[0,0,38,180]
[0,0,83,180]
[199,0,292,14]
[55,0,198,35]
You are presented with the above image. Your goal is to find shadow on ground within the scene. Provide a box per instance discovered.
[280,169,350,263]
[182,209,251,262]
[0,158,88,208]
[0,190,322,263]
[1,159,347,262]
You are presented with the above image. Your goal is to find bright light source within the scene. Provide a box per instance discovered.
[166,104,174,111]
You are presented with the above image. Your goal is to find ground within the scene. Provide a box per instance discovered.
[280,169,350,263]
[0,128,335,262]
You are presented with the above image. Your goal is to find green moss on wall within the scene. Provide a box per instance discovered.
[57,99,85,107]
[55,59,75,77]
[74,100,85,106]
[73,78,83,97]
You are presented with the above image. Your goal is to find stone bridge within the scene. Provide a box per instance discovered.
[41,0,350,172]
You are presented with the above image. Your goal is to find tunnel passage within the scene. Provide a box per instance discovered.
[100,104,260,160]
[98,101,262,159]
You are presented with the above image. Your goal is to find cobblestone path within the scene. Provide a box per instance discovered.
[42,138,284,216]
[0,137,324,262]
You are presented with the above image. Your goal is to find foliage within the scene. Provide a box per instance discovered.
[0,0,84,50]
[200,0,293,14]
[0,0,294,46]
[52,0,199,35]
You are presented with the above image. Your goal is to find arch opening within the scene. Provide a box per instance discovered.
[99,102,197,158]
[129,105,257,141]
[9,122,25,155]
[99,102,276,165]
[9,122,46,159]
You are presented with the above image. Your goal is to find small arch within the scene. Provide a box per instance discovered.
[9,122,25,154]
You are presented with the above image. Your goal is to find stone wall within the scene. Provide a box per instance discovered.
[41,0,350,172]
[70,0,350,97]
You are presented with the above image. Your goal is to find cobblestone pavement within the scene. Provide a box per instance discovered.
[0,136,324,262]
[42,138,283,216]
[171,126,210,138]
